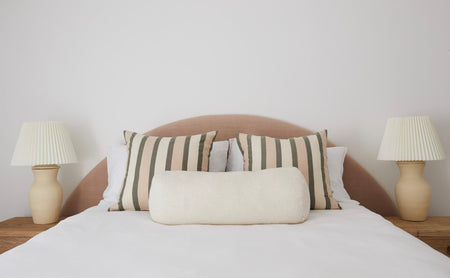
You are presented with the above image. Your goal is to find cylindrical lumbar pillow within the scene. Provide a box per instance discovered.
[149,167,310,225]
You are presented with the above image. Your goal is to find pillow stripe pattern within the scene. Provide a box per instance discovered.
[109,130,217,211]
[236,130,339,209]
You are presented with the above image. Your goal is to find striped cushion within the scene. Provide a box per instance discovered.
[109,130,217,211]
[236,131,340,210]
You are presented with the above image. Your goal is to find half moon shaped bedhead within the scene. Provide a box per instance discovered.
[61,114,398,217]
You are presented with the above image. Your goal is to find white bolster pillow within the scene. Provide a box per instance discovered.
[149,167,310,225]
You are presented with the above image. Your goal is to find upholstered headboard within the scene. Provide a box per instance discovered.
[61,114,398,216]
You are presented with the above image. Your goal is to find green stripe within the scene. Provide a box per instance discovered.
[235,134,246,169]
[235,134,244,154]
[118,132,136,211]
[246,134,252,171]
[275,138,282,168]
[131,136,148,211]
[316,132,331,209]
[197,133,206,171]
[148,137,162,192]
[289,138,298,168]
[261,136,266,169]
[206,131,218,171]
[304,136,315,209]
[182,136,191,170]
[165,137,176,170]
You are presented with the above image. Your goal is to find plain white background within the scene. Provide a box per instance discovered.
[0,0,449,221]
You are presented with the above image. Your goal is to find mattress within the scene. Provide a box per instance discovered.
[1,201,449,278]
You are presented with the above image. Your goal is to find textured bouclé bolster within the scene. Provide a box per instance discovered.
[149,167,310,225]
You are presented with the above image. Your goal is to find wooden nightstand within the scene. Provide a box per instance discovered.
[385,216,450,257]
[0,217,63,254]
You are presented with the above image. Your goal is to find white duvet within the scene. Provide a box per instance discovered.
[1,201,449,278]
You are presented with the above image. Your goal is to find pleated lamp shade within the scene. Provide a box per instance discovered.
[377,116,445,161]
[11,122,78,166]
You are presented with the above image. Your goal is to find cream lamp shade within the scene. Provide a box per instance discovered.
[377,116,445,222]
[11,122,77,166]
[11,121,77,224]
[377,116,445,161]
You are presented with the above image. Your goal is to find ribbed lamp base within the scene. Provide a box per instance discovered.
[395,161,431,222]
[29,165,63,224]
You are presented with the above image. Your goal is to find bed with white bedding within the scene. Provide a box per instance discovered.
[1,201,449,278]
[2,115,448,277]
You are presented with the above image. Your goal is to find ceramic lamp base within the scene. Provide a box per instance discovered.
[29,165,63,224]
[395,161,431,222]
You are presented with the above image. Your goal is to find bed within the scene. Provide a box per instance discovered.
[1,115,449,277]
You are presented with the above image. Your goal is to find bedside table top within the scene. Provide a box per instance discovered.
[0,217,66,255]
[0,217,63,237]
[385,216,450,237]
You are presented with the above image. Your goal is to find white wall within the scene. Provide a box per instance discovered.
[0,0,449,221]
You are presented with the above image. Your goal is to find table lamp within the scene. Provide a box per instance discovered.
[377,116,445,221]
[11,122,77,224]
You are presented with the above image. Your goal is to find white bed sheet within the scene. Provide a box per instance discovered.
[1,201,449,278]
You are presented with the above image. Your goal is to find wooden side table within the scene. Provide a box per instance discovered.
[0,217,63,254]
[385,216,450,257]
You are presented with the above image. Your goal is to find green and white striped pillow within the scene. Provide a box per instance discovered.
[236,130,340,210]
[109,130,217,211]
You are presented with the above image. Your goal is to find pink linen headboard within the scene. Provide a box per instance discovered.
[61,114,398,216]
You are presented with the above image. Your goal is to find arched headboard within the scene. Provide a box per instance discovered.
[61,114,398,216]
